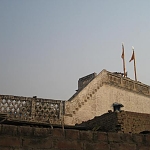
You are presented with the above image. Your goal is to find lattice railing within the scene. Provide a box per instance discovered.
[0,95,64,125]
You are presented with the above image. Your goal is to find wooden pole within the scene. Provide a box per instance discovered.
[122,44,126,77]
[133,49,137,81]
[129,47,137,81]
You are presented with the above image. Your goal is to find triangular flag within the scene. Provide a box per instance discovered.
[129,51,134,62]
[121,44,124,59]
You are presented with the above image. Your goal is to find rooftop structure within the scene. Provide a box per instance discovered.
[1,69,150,127]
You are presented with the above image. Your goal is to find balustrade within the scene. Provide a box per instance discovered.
[107,72,150,96]
[0,95,64,125]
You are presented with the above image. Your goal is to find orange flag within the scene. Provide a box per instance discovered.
[121,44,124,59]
[129,50,135,62]
[129,47,137,81]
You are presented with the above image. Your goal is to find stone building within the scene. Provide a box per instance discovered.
[64,69,150,125]
[1,69,150,149]
[1,69,150,129]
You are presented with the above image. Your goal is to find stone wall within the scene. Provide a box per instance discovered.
[77,111,150,134]
[77,111,119,132]
[65,70,150,125]
[117,111,150,133]
[1,69,150,127]
[0,124,150,150]
[78,73,97,91]
[65,70,107,125]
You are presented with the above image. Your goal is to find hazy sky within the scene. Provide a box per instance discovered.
[0,1,150,100]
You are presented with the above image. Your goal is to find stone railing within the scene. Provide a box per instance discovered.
[106,72,150,96]
[0,95,64,125]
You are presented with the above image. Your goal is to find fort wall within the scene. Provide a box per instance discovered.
[77,111,150,134]
[65,70,150,125]
[1,70,150,126]
[0,124,150,150]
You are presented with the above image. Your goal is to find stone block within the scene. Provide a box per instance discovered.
[18,126,33,137]
[80,130,93,141]
[33,127,52,137]
[132,134,144,143]
[84,142,109,150]
[0,147,14,150]
[110,143,136,150]
[0,136,21,147]
[54,140,83,150]
[52,128,65,138]
[65,129,79,140]
[0,125,1,133]
[120,133,133,143]
[108,132,122,142]
[95,132,108,142]
[145,134,150,145]
[137,145,150,150]
[1,124,18,136]
[23,138,52,149]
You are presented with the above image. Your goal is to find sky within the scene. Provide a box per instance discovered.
[0,0,150,100]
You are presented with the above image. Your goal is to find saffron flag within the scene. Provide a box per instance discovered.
[129,50,134,62]
[121,44,124,59]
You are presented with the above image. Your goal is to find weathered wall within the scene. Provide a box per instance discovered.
[117,111,150,133]
[0,124,150,150]
[77,111,150,134]
[77,111,119,132]
[65,70,150,125]
[0,95,64,125]
[65,70,107,125]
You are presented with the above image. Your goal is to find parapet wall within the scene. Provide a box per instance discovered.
[78,73,97,91]
[117,111,150,133]
[77,111,150,134]
[0,124,150,150]
[0,95,64,125]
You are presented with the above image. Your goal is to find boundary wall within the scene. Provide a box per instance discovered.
[0,124,150,150]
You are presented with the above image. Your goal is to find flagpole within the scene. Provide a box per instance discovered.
[132,47,137,81]
[123,57,126,77]
[122,43,126,77]
[123,46,126,77]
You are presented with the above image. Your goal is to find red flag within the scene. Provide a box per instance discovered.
[129,51,134,62]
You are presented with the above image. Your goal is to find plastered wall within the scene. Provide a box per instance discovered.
[65,70,150,125]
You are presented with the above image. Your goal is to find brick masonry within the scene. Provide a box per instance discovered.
[0,124,150,150]
[77,111,150,134]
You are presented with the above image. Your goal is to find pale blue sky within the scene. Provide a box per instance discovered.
[0,1,150,100]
